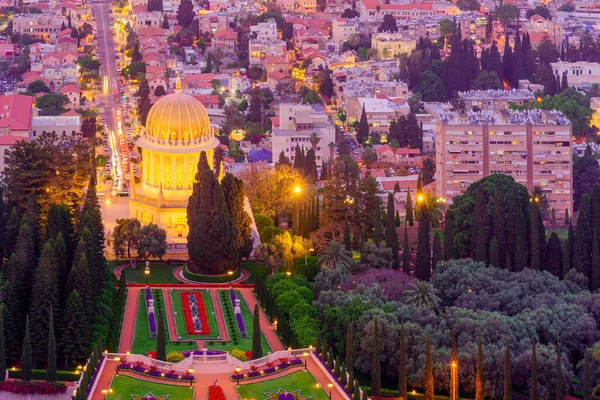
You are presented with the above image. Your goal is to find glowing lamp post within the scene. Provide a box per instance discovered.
[327,383,333,400]
[114,357,121,375]
[450,362,458,400]
[303,352,309,370]
[234,367,242,386]
[144,262,150,287]
[101,389,113,399]
[188,368,194,387]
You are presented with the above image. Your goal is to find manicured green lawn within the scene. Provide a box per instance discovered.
[236,371,328,400]
[170,290,221,340]
[242,263,269,284]
[119,263,182,284]
[106,375,193,400]
[131,290,196,355]
[216,290,271,353]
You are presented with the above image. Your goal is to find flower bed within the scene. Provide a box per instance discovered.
[145,288,158,338]
[209,385,226,400]
[181,350,225,357]
[313,350,354,398]
[230,357,304,381]
[229,289,247,337]
[180,291,210,335]
[118,362,195,382]
[0,381,67,395]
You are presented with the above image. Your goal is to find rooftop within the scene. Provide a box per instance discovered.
[458,89,535,101]
[432,107,571,126]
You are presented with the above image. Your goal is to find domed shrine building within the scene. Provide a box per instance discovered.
[129,83,219,253]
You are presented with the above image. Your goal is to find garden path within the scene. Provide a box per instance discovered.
[119,286,141,353]
[174,267,250,284]
[209,288,230,343]
[239,288,284,352]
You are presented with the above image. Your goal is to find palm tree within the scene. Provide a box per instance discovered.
[328,142,336,160]
[320,241,354,270]
[310,132,320,152]
[403,281,441,309]
[390,139,399,164]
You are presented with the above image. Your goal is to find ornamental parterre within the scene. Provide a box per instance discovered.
[180,291,210,335]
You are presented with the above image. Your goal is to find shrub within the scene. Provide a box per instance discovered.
[166,352,185,363]
[230,348,247,361]
[0,381,67,395]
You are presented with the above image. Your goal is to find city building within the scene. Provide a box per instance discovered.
[250,19,278,42]
[357,0,459,23]
[550,61,600,92]
[428,103,573,216]
[30,113,81,139]
[458,89,535,112]
[349,97,410,137]
[370,33,417,59]
[331,18,358,47]
[212,30,238,54]
[12,15,67,43]
[272,103,336,166]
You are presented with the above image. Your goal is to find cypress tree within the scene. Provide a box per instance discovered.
[592,230,600,291]
[489,237,499,267]
[12,223,35,325]
[556,341,562,400]
[373,200,382,244]
[30,241,60,366]
[406,191,414,226]
[531,201,543,270]
[493,177,507,267]
[4,207,19,258]
[546,233,563,278]
[514,205,528,271]
[66,248,92,317]
[476,332,483,400]
[402,224,411,275]
[362,389,368,400]
[425,335,433,400]
[353,379,360,400]
[398,323,406,400]
[443,209,454,261]
[156,309,166,361]
[334,355,341,376]
[530,337,537,400]
[252,304,263,359]
[562,240,571,277]
[21,315,32,381]
[0,307,5,382]
[371,319,381,396]
[222,174,253,260]
[345,317,353,371]
[316,334,321,356]
[432,232,442,271]
[506,188,518,266]
[343,218,352,252]
[348,372,354,392]
[568,221,575,264]
[551,208,556,226]
[385,193,400,268]
[357,104,369,144]
[416,206,431,281]
[561,71,568,92]
[327,347,334,369]
[565,208,570,225]
[340,363,347,385]
[46,307,56,382]
[503,338,511,400]
[395,211,401,227]
[416,174,423,197]
[584,347,591,400]
[475,217,486,264]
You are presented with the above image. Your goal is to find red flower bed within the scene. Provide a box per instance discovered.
[209,385,226,400]
[0,380,67,395]
[181,291,210,335]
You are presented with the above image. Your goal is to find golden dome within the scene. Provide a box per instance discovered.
[145,92,211,142]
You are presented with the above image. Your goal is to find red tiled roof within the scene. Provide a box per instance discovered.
[60,84,81,94]
[361,0,434,11]
[380,180,417,190]
[61,109,80,117]
[192,94,221,104]
[0,94,35,131]
[270,115,280,129]
[58,28,72,37]
[0,133,27,146]
[213,29,236,39]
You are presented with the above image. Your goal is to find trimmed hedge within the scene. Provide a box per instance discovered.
[8,369,80,382]
[183,266,241,283]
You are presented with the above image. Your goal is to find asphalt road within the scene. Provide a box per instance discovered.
[92,0,124,192]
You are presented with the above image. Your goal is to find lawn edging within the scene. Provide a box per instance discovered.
[183,265,241,283]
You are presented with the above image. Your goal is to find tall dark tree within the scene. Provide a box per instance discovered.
[584,347,591,400]
[512,29,524,87]
[371,319,381,396]
[4,207,19,258]
[21,315,32,381]
[61,290,89,367]
[30,242,60,366]
[432,232,442,271]
[503,35,513,84]
[176,0,194,28]
[489,237,499,267]
[46,307,56,382]
[475,217,486,264]
[546,233,563,277]
[252,304,263,359]
[561,70,568,92]
[425,335,434,400]
[385,193,400,268]
[398,324,406,400]
[531,202,540,270]
[415,206,431,281]
[156,309,166,361]
[66,248,92,317]
[222,173,253,260]
[592,230,600,291]
[493,177,507,267]
[357,104,369,144]
[402,224,410,275]
[343,218,352,253]
[378,14,398,33]
[514,204,528,271]
[406,191,414,226]
[443,209,454,260]
[11,223,35,330]
[556,341,562,400]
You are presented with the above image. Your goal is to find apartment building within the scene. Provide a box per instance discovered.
[550,61,600,92]
[250,19,278,42]
[357,0,459,22]
[427,103,573,216]
[13,15,67,43]
[331,17,358,47]
[249,19,286,67]
[458,89,535,112]
[371,33,417,59]
[272,103,336,166]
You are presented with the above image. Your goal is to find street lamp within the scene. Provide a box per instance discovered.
[188,368,194,387]
[101,389,113,399]
[327,383,333,400]
[450,361,458,400]
[303,352,309,370]
[144,260,150,287]
[114,357,121,375]
[234,367,242,386]
[286,271,292,277]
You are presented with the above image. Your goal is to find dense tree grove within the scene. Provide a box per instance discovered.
[187,151,253,274]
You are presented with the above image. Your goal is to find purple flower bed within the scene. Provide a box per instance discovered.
[290,359,303,365]
[119,364,194,382]
[145,289,158,338]
[277,363,290,369]
[85,355,105,397]
[182,350,226,357]
[229,289,248,337]
[232,373,244,380]
[264,367,276,374]
[236,313,246,334]
[312,351,353,398]
[248,371,260,377]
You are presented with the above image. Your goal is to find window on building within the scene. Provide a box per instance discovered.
[175,216,186,226]
[165,161,171,188]
[177,162,183,188]
[142,211,150,223]
[167,217,172,228]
